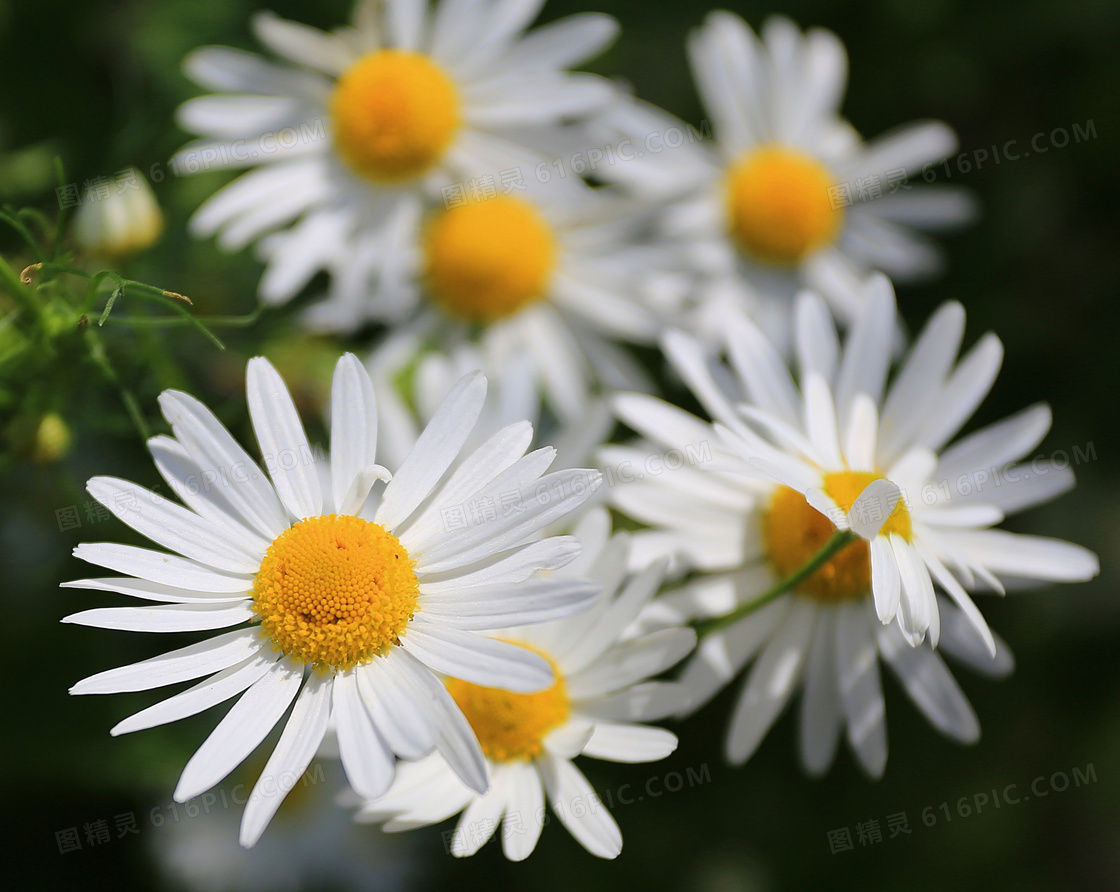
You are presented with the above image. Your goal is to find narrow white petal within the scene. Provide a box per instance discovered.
[402,625,553,692]
[61,577,247,604]
[70,629,264,695]
[246,357,323,520]
[537,754,622,859]
[111,651,280,735]
[63,601,254,633]
[239,670,332,847]
[87,477,260,574]
[725,599,815,764]
[501,761,545,861]
[869,537,901,623]
[419,578,601,631]
[329,354,379,516]
[451,772,508,857]
[581,722,678,763]
[799,608,843,776]
[576,682,690,723]
[835,603,887,778]
[174,659,303,802]
[72,543,253,593]
[418,536,580,595]
[375,371,487,531]
[356,652,438,760]
[567,628,696,701]
[333,670,395,800]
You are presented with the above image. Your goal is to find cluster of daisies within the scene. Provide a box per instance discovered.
[64,0,1097,862]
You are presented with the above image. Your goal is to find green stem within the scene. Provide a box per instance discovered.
[695,529,860,637]
[83,327,150,441]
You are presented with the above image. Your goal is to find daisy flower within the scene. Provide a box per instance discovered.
[62,353,604,847]
[176,0,620,319]
[608,277,1097,773]
[353,507,693,859]
[308,177,659,421]
[596,13,975,349]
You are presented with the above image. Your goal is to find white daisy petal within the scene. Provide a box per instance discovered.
[581,722,678,763]
[246,357,323,520]
[356,651,438,760]
[419,536,580,594]
[63,601,255,633]
[419,578,601,631]
[70,629,264,695]
[500,761,545,861]
[71,543,253,593]
[239,669,332,847]
[376,371,487,531]
[725,598,815,765]
[566,628,696,701]
[798,607,843,776]
[329,354,379,515]
[61,577,247,604]
[576,681,691,723]
[174,658,304,803]
[86,477,261,574]
[333,669,395,800]
[157,389,289,540]
[537,753,622,859]
[835,603,887,778]
[913,333,1003,454]
[451,771,508,857]
[402,624,553,693]
[869,536,901,623]
[110,651,281,736]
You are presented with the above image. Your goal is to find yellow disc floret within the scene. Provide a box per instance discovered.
[764,472,911,603]
[252,514,420,671]
[445,644,570,762]
[725,145,842,264]
[423,196,558,323]
[330,50,460,183]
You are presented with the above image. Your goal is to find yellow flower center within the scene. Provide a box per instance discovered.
[445,644,570,762]
[725,145,842,264]
[330,50,460,183]
[423,196,558,323]
[252,514,420,671]
[763,472,911,603]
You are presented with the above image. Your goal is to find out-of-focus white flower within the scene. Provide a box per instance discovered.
[72,168,163,257]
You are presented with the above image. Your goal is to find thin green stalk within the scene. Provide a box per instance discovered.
[695,529,860,638]
[83,327,150,441]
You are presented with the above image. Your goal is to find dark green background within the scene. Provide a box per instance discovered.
[1,0,1117,889]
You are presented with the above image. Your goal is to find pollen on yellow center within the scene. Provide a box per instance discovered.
[764,472,911,603]
[423,196,558,323]
[252,514,420,671]
[330,50,460,183]
[725,145,842,264]
[444,644,570,762]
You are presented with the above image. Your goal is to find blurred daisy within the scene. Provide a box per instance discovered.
[309,180,660,421]
[597,13,975,348]
[354,508,693,859]
[63,353,603,846]
[176,0,619,316]
[609,277,1097,773]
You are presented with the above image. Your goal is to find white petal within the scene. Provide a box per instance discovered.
[72,543,253,593]
[63,601,254,633]
[246,357,323,520]
[419,578,601,631]
[70,629,264,695]
[86,477,260,574]
[329,354,379,515]
[833,273,896,440]
[239,670,332,847]
[913,334,1003,454]
[869,536,901,623]
[402,624,553,692]
[576,682,691,723]
[333,670,395,800]
[111,651,280,735]
[61,577,247,604]
[537,753,622,859]
[174,658,303,802]
[419,536,580,594]
[356,652,438,761]
[375,371,487,531]
[725,598,815,764]
[567,628,696,700]
[847,479,902,540]
[501,761,545,861]
[835,603,887,778]
[581,722,678,763]
[158,389,289,539]
[799,608,843,776]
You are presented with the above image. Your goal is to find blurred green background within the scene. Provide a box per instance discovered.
[1,0,1117,889]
